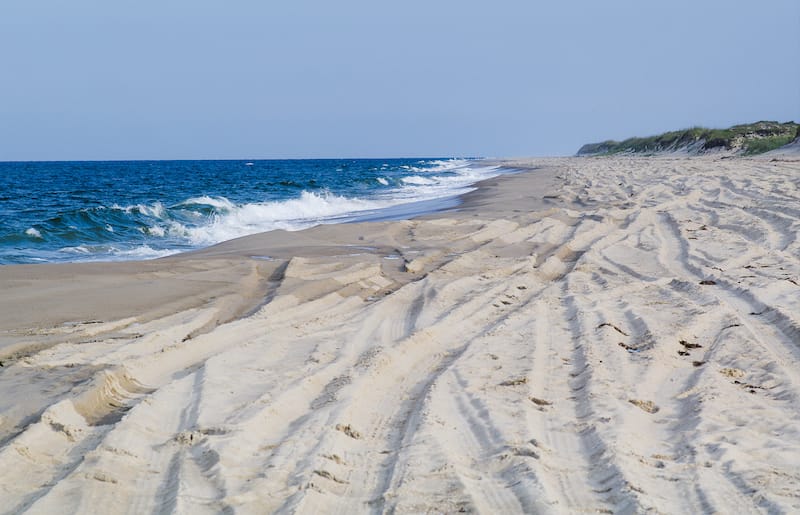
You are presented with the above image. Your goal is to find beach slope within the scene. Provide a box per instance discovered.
[1,156,799,513]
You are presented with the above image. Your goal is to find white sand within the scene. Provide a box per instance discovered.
[1,156,799,513]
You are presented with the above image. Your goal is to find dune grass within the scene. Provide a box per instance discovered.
[578,121,799,156]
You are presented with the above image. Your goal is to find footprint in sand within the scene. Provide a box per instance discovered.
[499,377,528,387]
[629,399,659,413]
[335,423,362,439]
[322,453,347,465]
[313,469,349,484]
[679,340,702,349]
[720,367,745,379]
[597,322,629,336]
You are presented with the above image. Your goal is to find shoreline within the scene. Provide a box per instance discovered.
[0,157,502,266]
[1,156,799,513]
[0,160,544,334]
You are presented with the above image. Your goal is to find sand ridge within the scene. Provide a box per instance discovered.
[0,156,799,513]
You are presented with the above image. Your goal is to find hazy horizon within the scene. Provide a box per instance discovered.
[2,0,798,161]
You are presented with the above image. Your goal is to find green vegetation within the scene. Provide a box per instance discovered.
[742,134,796,155]
[577,121,799,156]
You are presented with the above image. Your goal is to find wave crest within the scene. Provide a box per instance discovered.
[178,191,387,246]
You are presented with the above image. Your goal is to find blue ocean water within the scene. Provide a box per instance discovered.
[0,158,501,264]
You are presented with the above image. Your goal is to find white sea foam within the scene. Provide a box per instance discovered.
[404,159,472,174]
[388,161,501,203]
[401,176,437,185]
[163,191,390,246]
[179,196,237,211]
[114,201,166,218]
[54,159,502,261]
[144,226,166,237]
[112,245,180,260]
[6,158,502,265]
[166,160,501,247]
[59,244,179,261]
[60,245,91,254]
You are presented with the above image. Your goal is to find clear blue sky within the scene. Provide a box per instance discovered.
[1,0,798,160]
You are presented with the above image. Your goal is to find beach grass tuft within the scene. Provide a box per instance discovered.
[578,121,799,156]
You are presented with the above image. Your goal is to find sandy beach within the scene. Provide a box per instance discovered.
[1,155,799,513]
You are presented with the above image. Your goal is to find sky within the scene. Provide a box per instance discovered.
[1,0,798,160]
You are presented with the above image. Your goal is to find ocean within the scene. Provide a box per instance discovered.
[0,158,502,264]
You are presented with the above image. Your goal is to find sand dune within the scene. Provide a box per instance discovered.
[1,156,799,513]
